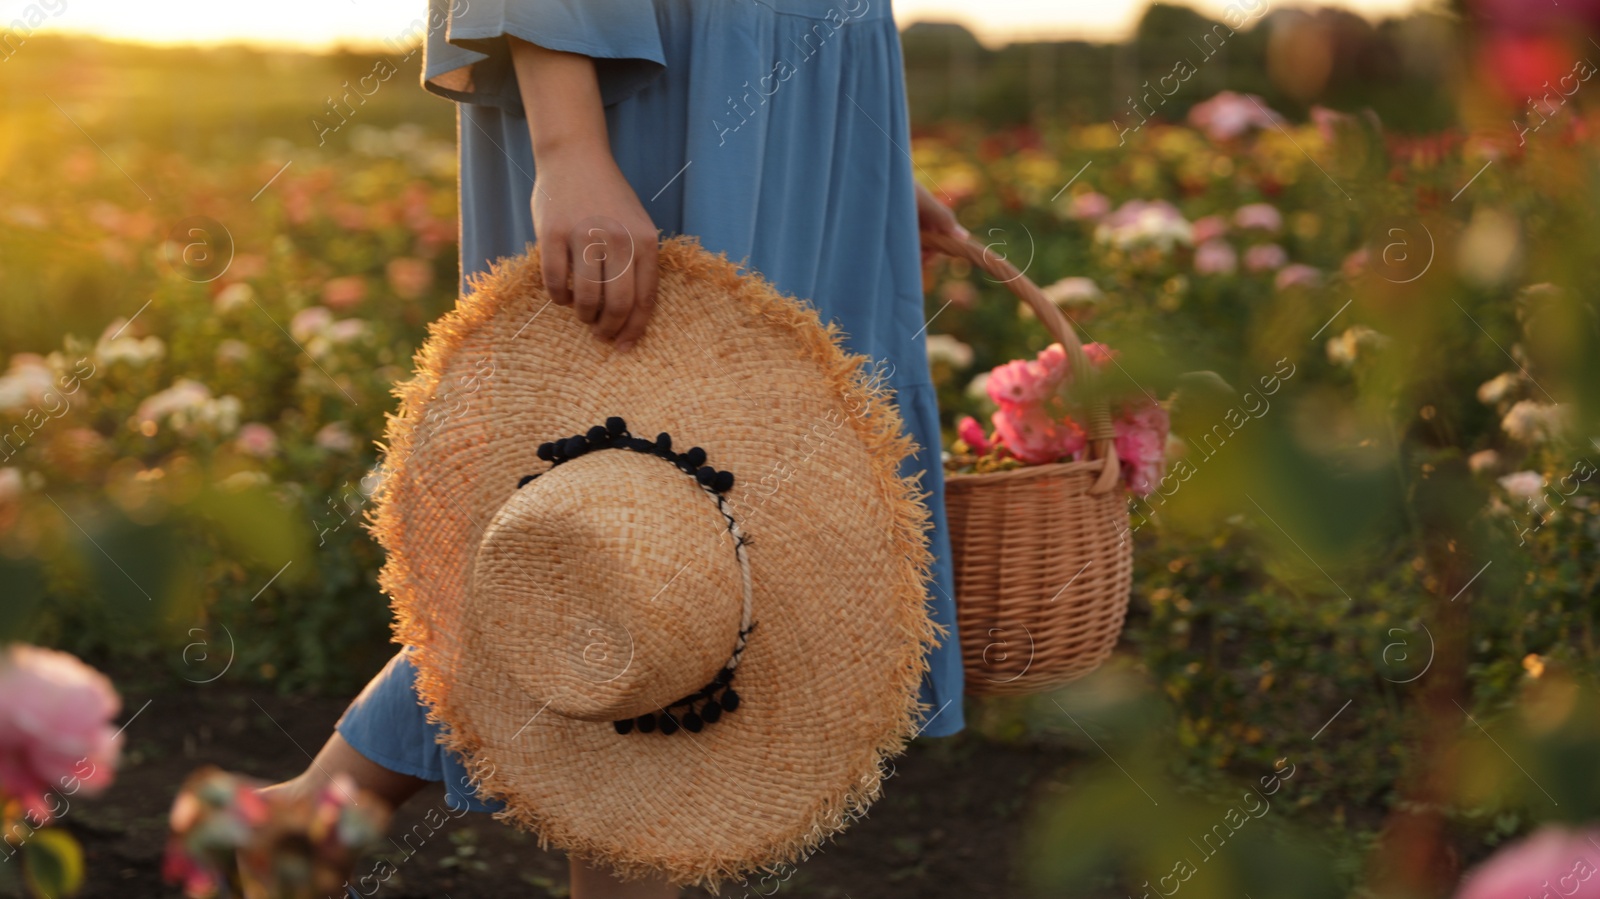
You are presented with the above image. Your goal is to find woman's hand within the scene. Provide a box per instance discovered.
[531,152,659,352]
[915,181,968,263]
[511,38,659,352]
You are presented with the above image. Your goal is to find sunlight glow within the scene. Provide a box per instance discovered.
[4,0,1429,50]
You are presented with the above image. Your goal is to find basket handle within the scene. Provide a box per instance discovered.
[920,228,1122,495]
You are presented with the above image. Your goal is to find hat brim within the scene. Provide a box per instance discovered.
[370,237,941,887]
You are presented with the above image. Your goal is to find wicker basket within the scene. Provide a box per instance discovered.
[922,230,1135,697]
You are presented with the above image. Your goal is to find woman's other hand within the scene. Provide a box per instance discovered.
[511,38,659,352]
[914,181,968,264]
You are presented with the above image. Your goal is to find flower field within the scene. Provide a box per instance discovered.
[3,13,1600,899]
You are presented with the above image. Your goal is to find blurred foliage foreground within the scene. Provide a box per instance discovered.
[2,10,1600,899]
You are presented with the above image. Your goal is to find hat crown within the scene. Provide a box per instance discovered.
[467,450,743,722]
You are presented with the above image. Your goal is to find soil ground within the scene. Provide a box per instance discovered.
[52,670,1084,899]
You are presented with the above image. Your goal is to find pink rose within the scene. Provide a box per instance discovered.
[1275,264,1323,291]
[315,422,358,454]
[1244,243,1289,273]
[956,416,992,454]
[386,258,434,300]
[1067,192,1112,221]
[992,404,1085,465]
[0,645,122,824]
[1082,342,1118,371]
[1188,91,1285,141]
[321,276,368,311]
[1114,401,1171,496]
[289,306,334,342]
[235,423,278,459]
[1194,239,1239,275]
[1190,215,1229,244]
[1453,826,1600,899]
[987,357,1056,408]
[1341,247,1370,278]
[1233,203,1283,232]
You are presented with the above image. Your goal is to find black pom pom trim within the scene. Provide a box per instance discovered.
[721,689,741,712]
[636,714,657,734]
[613,718,634,735]
[658,713,680,735]
[605,416,627,437]
[517,474,538,489]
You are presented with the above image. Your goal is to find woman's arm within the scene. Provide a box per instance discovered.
[509,37,659,352]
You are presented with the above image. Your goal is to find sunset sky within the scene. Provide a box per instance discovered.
[6,0,1430,48]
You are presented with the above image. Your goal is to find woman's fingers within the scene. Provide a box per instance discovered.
[592,230,635,341]
[542,237,572,306]
[571,227,605,325]
[613,234,659,352]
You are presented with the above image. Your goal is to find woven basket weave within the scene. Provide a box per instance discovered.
[923,230,1135,697]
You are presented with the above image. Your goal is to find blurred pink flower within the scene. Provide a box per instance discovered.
[1468,449,1501,474]
[1341,247,1370,278]
[1498,470,1546,502]
[235,423,278,459]
[216,339,252,366]
[0,645,122,824]
[213,282,255,314]
[1233,203,1283,232]
[1082,342,1118,372]
[1194,239,1239,275]
[0,468,23,506]
[1452,826,1600,899]
[992,404,1085,465]
[321,276,368,311]
[0,354,56,413]
[290,307,334,342]
[1041,277,1103,307]
[327,319,370,345]
[1187,91,1285,142]
[1067,191,1112,221]
[1310,106,1356,145]
[1190,215,1229,244]
[956,416,992,454]
[315,422,358,454]
[1095,199,1193,251]
[1275,264,1323,291]
[1115,401,1170,496]
[1244,243,1289,273]
[385,258,434,300]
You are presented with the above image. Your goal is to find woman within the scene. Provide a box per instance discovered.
[268,1,966,895]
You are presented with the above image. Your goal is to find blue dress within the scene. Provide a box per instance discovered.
[337,0,965,815]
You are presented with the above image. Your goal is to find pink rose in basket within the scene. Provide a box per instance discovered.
[1114,400,1171,496]
[0,644,122,823]
[956,416,992,454]
[992,403,1086,465]
[986,356,1058,407]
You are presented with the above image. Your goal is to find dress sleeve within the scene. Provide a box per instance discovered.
[422,0,666,112]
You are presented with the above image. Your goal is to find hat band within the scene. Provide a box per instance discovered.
[521,417,755,736]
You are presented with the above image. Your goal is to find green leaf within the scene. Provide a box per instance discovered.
[22,829,84,898]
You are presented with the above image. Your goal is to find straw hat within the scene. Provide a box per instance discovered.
[369,236,942,887]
